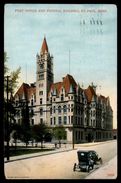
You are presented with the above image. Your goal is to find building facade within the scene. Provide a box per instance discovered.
[14,37,113,143]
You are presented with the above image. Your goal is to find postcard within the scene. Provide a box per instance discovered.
[4,4,117,179]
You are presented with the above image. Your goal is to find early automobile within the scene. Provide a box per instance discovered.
[73,150,102,172]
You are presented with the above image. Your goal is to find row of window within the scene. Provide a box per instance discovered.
[15,99,36,107]
[50,116,73,125]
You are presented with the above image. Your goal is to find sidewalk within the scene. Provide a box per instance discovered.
[4,145,73,163]
[4,140,116,164]
[85,155,117,179]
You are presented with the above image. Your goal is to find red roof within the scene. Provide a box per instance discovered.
[41,37,48,53]
[84,86,96,103]
[14,83,36,100]
[48,74,77,96]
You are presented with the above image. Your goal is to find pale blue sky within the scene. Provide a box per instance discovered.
[4,4,117,128]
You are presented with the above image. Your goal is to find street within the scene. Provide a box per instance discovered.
[4,140,117,179]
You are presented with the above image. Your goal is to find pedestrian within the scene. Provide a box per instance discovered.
[55,143,57,148]
[59,140,61,148]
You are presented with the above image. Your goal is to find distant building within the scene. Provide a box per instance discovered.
[13,37,113,143]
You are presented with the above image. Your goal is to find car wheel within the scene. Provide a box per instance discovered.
[92,164,94,170]
[87,166,90,172]
[100,158,103,164]
[73,163,76,171]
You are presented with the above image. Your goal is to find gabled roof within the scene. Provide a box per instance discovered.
[48,74,77,96]
[84,85,96,103]
[41,37,48,53]
[14,83,36,100]
[63,74,77,94]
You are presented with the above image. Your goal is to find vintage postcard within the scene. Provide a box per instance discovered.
[4,4,117,179]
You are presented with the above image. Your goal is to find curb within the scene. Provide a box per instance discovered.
[4,148,75,163]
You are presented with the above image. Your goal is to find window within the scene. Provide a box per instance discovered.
[40,118,43,124]
[31,109,34,116]
[78,131,81,140]
[53,106,56,113]
[34,95,36,102]
[39,74,44,80]
[78,117,80,125]
[31,119,34,125]
[40,108,43,115]
[40,63,44,69]
[75,117,77,124]
[64,116,67,125]
[81,132,83,140]
[71,104,73,112]
[78,106,80,115]
[31,99,33,106]
[40,98,42,104]
[50,97,52,103]
[68,104,70,112]
[58,117,62,125]
[61,94,64,101]
[39,91,43,95]
[50,118,52,125]
[54,117,56,125]
[50,107,52,115]
[63,105,67,113]
[58,106,61,114]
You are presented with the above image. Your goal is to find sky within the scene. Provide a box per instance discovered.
[4,4,117,129]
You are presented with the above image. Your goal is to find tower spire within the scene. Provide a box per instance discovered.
[41,36,48,53]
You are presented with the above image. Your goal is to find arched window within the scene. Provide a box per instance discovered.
[63,105,67,113]
[58,106,61,114]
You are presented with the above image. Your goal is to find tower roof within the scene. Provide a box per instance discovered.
[41,37,48,53]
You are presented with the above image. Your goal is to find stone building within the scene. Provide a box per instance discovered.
[13,37,113,143]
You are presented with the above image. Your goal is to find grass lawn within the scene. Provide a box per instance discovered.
[4,147,55,157]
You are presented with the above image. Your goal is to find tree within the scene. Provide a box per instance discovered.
[4,51,21,95]
[52,125,67,145]
[4,52,21,149]
[32,123,49,147]
[19,100,31,147]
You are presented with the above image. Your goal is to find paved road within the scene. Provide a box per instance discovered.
[5,140,117,179]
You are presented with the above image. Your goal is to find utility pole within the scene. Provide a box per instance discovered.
[72,102,75,150]
[6,75,10,160]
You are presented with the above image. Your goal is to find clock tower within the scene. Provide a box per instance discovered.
[36,37,54,124]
